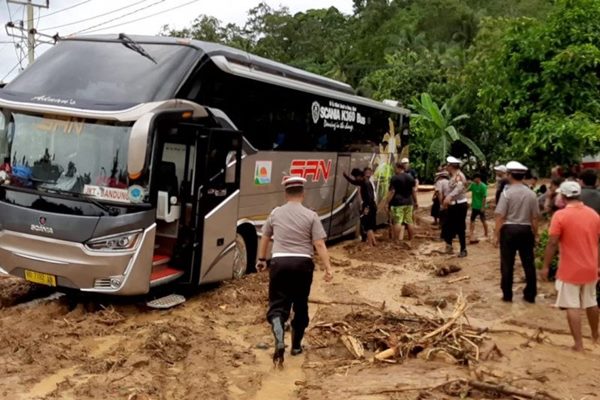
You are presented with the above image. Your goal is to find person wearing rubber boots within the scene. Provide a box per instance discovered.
[256,176,333,367]
[494,161,539,303]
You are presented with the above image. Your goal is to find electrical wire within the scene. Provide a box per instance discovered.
[1,48,28,82]
[80,0,201,35]
[72,0,165,35]
[5,1,24,70]
[37,0,92,20]
[41,0,149,31]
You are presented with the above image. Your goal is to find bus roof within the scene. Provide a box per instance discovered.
[66,34,410,116]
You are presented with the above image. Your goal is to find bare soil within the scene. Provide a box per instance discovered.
[1,197,599,400]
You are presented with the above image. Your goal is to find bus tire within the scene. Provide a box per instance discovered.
[232,233,248,279]
[233,224,258,278]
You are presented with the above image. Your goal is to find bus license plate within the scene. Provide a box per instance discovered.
[24,270,57,287]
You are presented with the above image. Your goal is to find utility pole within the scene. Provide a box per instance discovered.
[6,0,50,65]
[26,1,34,65]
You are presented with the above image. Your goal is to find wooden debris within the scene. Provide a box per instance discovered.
[309,298,382,310]
[468,379,561,400]
[448,276,470,284]
[340,335,364,359]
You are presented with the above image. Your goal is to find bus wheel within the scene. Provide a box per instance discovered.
[232,233,248,279]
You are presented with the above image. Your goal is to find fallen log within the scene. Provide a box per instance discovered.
[468,380,562,400]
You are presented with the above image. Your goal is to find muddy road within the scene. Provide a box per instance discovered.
[1,207,599,400]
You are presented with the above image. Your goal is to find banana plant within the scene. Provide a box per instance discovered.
[411,93,485,174]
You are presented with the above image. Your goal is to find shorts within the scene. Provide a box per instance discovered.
[470,208,486,222]
[555,279,598,309]
[390,205,413,225]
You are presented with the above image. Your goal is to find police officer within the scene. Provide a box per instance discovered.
[442,156,469,257]
[256,176,333,367]
[494,161,540,303]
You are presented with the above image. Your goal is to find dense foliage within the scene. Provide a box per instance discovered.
[163,0,600,179]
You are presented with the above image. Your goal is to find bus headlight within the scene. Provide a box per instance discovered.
[85,231,142,252]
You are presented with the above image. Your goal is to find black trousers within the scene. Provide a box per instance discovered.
[500,224,536,302]
[444,202,468,251]
[267,257,314,331]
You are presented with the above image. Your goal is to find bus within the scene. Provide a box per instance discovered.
[0,34,409,297]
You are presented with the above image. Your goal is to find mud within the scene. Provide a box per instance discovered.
[1,198,599,400]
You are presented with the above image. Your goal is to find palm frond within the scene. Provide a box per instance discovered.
[458,133,486,161]
[445,125,460,141]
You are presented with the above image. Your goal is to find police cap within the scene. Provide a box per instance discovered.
[446,156,461,165]
[506,161,528,173]
[282,176,307,189]
[494,165,507,173]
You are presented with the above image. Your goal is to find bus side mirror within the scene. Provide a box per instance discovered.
[157,191,180,223]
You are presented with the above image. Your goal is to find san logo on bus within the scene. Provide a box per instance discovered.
[289,159,332,182]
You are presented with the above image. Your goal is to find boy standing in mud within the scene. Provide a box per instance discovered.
[542,181,600,351]
[468,173,489,242]
[256,176,333,367]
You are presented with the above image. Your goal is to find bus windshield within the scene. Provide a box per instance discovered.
[0,112,146,204]
[5,39,198,105]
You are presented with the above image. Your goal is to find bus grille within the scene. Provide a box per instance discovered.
[93,278,112,289]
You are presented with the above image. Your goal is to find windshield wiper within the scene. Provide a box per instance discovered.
[41,187,119,216]
[118,33,157,64]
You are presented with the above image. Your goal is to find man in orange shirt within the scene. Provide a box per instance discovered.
[542,181,600,351]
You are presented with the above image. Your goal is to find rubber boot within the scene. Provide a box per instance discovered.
[291,327,305,356]
[271,316,285,367]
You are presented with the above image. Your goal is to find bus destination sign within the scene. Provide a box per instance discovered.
[311,100,366,132]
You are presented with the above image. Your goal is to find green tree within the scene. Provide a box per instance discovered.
[411,93,485,173]
[463,0,600,172]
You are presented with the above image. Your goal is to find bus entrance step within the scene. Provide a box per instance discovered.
[146,294,186,309]
[150,266,184,287]
[152,254,171,267]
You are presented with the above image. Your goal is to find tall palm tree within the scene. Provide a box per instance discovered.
[411,93,485,173]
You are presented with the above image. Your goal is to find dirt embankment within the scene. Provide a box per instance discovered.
[1,207,599,400]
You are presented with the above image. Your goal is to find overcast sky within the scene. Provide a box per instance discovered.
[0,0,353,82]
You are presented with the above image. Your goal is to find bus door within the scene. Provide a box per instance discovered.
[328,154,354,238]
[192,127,242,284]
[151,125,197,287]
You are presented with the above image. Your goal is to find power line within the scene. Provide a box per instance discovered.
[1,58,22,81]
[37,0,92,20]
[5,1,24,70]
[73,0,165,35]
[41,0,149,30]
[81,0,201,35]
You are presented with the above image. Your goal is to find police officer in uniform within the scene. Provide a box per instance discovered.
[494,161,540,303]
[256,176,333,367]
[443,156,469,257]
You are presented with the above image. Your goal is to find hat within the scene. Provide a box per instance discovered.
[446,156,461,165]
[506,161,528,173]
[558,181,581,198]
[401,157,410,164]
[282,176,307,189]
[494,165,507,173]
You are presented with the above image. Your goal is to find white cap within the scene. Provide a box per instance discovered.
[494,165,507,173]
[558,181,581,198]
[506,161,528,172]
[282,176,307,188]
[401,157,409,164]
[446,156,461,165]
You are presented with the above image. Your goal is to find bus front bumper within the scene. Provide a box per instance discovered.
[0,224,156,295]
